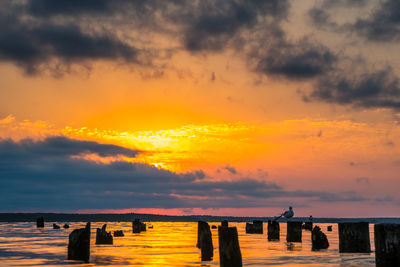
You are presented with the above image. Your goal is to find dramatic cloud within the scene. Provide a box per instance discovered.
[309,0,400,42]
[182,0,289,52]
[350,0,400,42]
[255,39,337,80]
[0,17,142,75]
[308,68,400,109]
[0,0,291,74]
[0,137,373,211]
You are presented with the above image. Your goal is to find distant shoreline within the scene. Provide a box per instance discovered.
[0,213,399,223]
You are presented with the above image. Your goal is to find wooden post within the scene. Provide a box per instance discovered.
[218,226,242,267]
[96,224,113,245]
[338,222,370,253]
[287,221,302,242]
[68,222,90,262]
[197,221,213,261]
[374,223,400,266]
[36,217,44,228]
[221,220,228,228]
[246,220,263,234]
[268,220,280,241]
[312,226,329,250]
[132,219,145,233]
[113,230,124,237]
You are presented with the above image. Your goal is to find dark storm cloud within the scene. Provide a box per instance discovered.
[255,40,337,80]
[350,0,400,42]
[182,0,289,52]
[0,16,141,74]
[309,0,400,42]
[0,0,291,74]
[308,68,400,109]
[0,137,375,211]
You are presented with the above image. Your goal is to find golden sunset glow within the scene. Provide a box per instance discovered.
[1,0,400,218]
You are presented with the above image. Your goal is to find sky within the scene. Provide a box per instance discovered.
[1,0,400,217]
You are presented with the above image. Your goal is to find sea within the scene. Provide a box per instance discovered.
[0,221,389,266]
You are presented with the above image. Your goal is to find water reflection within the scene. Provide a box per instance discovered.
[0,222,375,266]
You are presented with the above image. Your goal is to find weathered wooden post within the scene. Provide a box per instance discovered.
[68,222,90,262]
[132,219,146,233]
[218,226,242,267]
[327,225,332,232]
[268,220,280,241]
[312,226,329,250]
[196,221,213,261]
[246,220,263,234]
[36,217,44,228]
[96,224,113,245]
[338,222,370,253]
[141,222,146,231]
[221,220,228,228]
[374,223,400,266]
[287,221,302,242]
[113,230,124,237]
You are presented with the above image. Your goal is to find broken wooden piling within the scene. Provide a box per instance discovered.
[218,225,242,267]
[196,221,213,261]
[96,224,113,245]
[374,223,400,266]
[68,222,90,262]
[36,217,44,228]
[246,220,263,234]
[286,221,302,242]
[338,222,370,253]
[113,230,124,237]
[132,219,146,233]
[312,226,329,251]
[267,220,280,241]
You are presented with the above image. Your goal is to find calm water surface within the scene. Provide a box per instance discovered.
[0,222,375,266]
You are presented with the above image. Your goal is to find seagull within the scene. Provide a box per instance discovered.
[273,206,294,221]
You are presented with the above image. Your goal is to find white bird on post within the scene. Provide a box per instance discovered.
[273,206,294,221]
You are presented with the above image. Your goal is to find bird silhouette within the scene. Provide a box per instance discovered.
[273,206,294,221]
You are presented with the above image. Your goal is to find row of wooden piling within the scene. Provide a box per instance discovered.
[67,219,146,262]
[36,216,400,266]
[197,220,400,267]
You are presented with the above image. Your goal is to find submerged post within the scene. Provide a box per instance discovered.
[36,217,44,228]
[132,219,146,233]
[68,222,90,262]
[246,220,263,234]
[374,223,400,266]
[338,222,370,253]
[287,221,302,242]
[267,220,280,241]
[218,226,242,267]
[311,226,329,250]
[197,221,213,261]
[96,224,113,245]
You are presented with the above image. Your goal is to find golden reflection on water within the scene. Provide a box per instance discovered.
[0,222,375,266]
